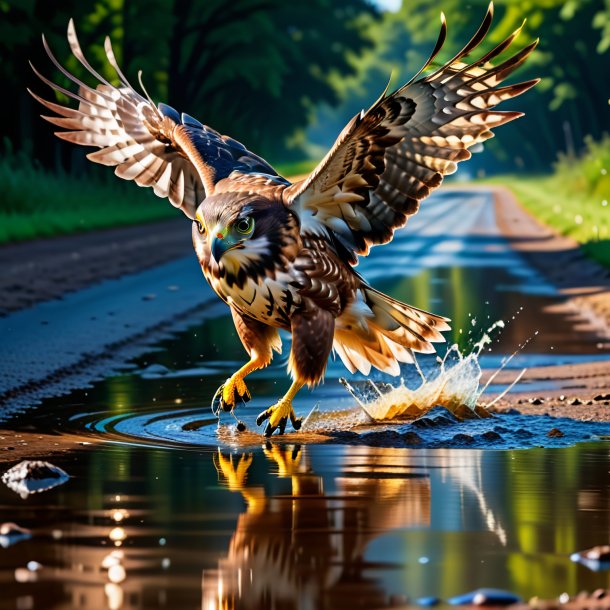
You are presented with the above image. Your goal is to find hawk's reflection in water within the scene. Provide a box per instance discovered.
[203,445,431,610]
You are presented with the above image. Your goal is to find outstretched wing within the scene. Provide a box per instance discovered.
[284,3,538,262]
[30,20,282,220]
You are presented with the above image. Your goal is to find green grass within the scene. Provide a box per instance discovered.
[485,135,610,268]
[0,149,321,245]
[0,153,178,244]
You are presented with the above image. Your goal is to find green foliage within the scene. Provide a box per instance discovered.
[1,0,377,167]
[554,134,610,199]
[406,0,609,172]
[274,159,319,179]
[310,0,610,174]
[0,145,176,244]
[1,0,608,241]
[486,136,610,267]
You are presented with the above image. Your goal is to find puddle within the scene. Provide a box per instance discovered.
[1,443,610,609]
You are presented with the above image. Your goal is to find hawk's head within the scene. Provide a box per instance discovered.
[193,193,299,282]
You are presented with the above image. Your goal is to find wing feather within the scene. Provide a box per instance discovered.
[284,3,538,262]
[31,22,283,219]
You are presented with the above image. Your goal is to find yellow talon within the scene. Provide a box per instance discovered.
[270,399,292,428]
[256,381,304,436]
[212,373,252,414]
[222,374,250,406]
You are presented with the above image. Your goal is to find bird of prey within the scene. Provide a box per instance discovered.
[31,3,537,436]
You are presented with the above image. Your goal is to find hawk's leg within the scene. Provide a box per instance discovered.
[257,306,334,436]
[212,307,281,416]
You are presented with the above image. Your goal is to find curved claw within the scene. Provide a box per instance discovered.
[257,400,300,436]
[211,375,252,415]
[290,412,302,431]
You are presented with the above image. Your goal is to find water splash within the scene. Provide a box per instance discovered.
[340,320,529,421]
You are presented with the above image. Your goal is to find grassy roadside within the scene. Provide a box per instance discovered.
[484,136,610,268]
[0,152,178,244]
[0,151,319,245]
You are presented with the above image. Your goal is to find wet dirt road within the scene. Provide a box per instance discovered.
[0,188,609,609]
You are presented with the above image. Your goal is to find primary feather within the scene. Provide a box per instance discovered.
[283,3,538,262]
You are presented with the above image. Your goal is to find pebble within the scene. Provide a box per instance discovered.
[452,433,475,445]
[388,594,409,606]
[569,398,583,406]
[594,394,610,401]
[529,398,545,405]
[402,431,423,445]
[448,588,521,606]
[2,461,69,498]
[416,597,440,607]
[139,363,171,377]
[547,428,564,438]
[570,545,610,571]
[0,522,32,549]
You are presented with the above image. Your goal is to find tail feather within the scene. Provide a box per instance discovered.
[333,285,450,376]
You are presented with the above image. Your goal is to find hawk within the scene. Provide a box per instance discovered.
[31,4,537,436]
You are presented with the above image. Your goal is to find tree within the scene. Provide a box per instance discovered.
[309,0,610,174]
[394,0,610,172]
[0,0,377,169]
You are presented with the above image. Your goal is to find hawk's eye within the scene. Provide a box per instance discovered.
[235,216,254,235]
[196,220,205,235]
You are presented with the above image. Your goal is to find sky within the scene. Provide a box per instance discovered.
[374,0,402,11]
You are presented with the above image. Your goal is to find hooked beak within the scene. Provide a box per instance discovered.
[211,226,240,263]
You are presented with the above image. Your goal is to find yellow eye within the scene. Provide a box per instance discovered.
[196,220,206,235]
[235,216,254,234]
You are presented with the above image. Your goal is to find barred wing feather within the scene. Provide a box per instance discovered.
[30,20,280,219]
[284,3,538,262]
